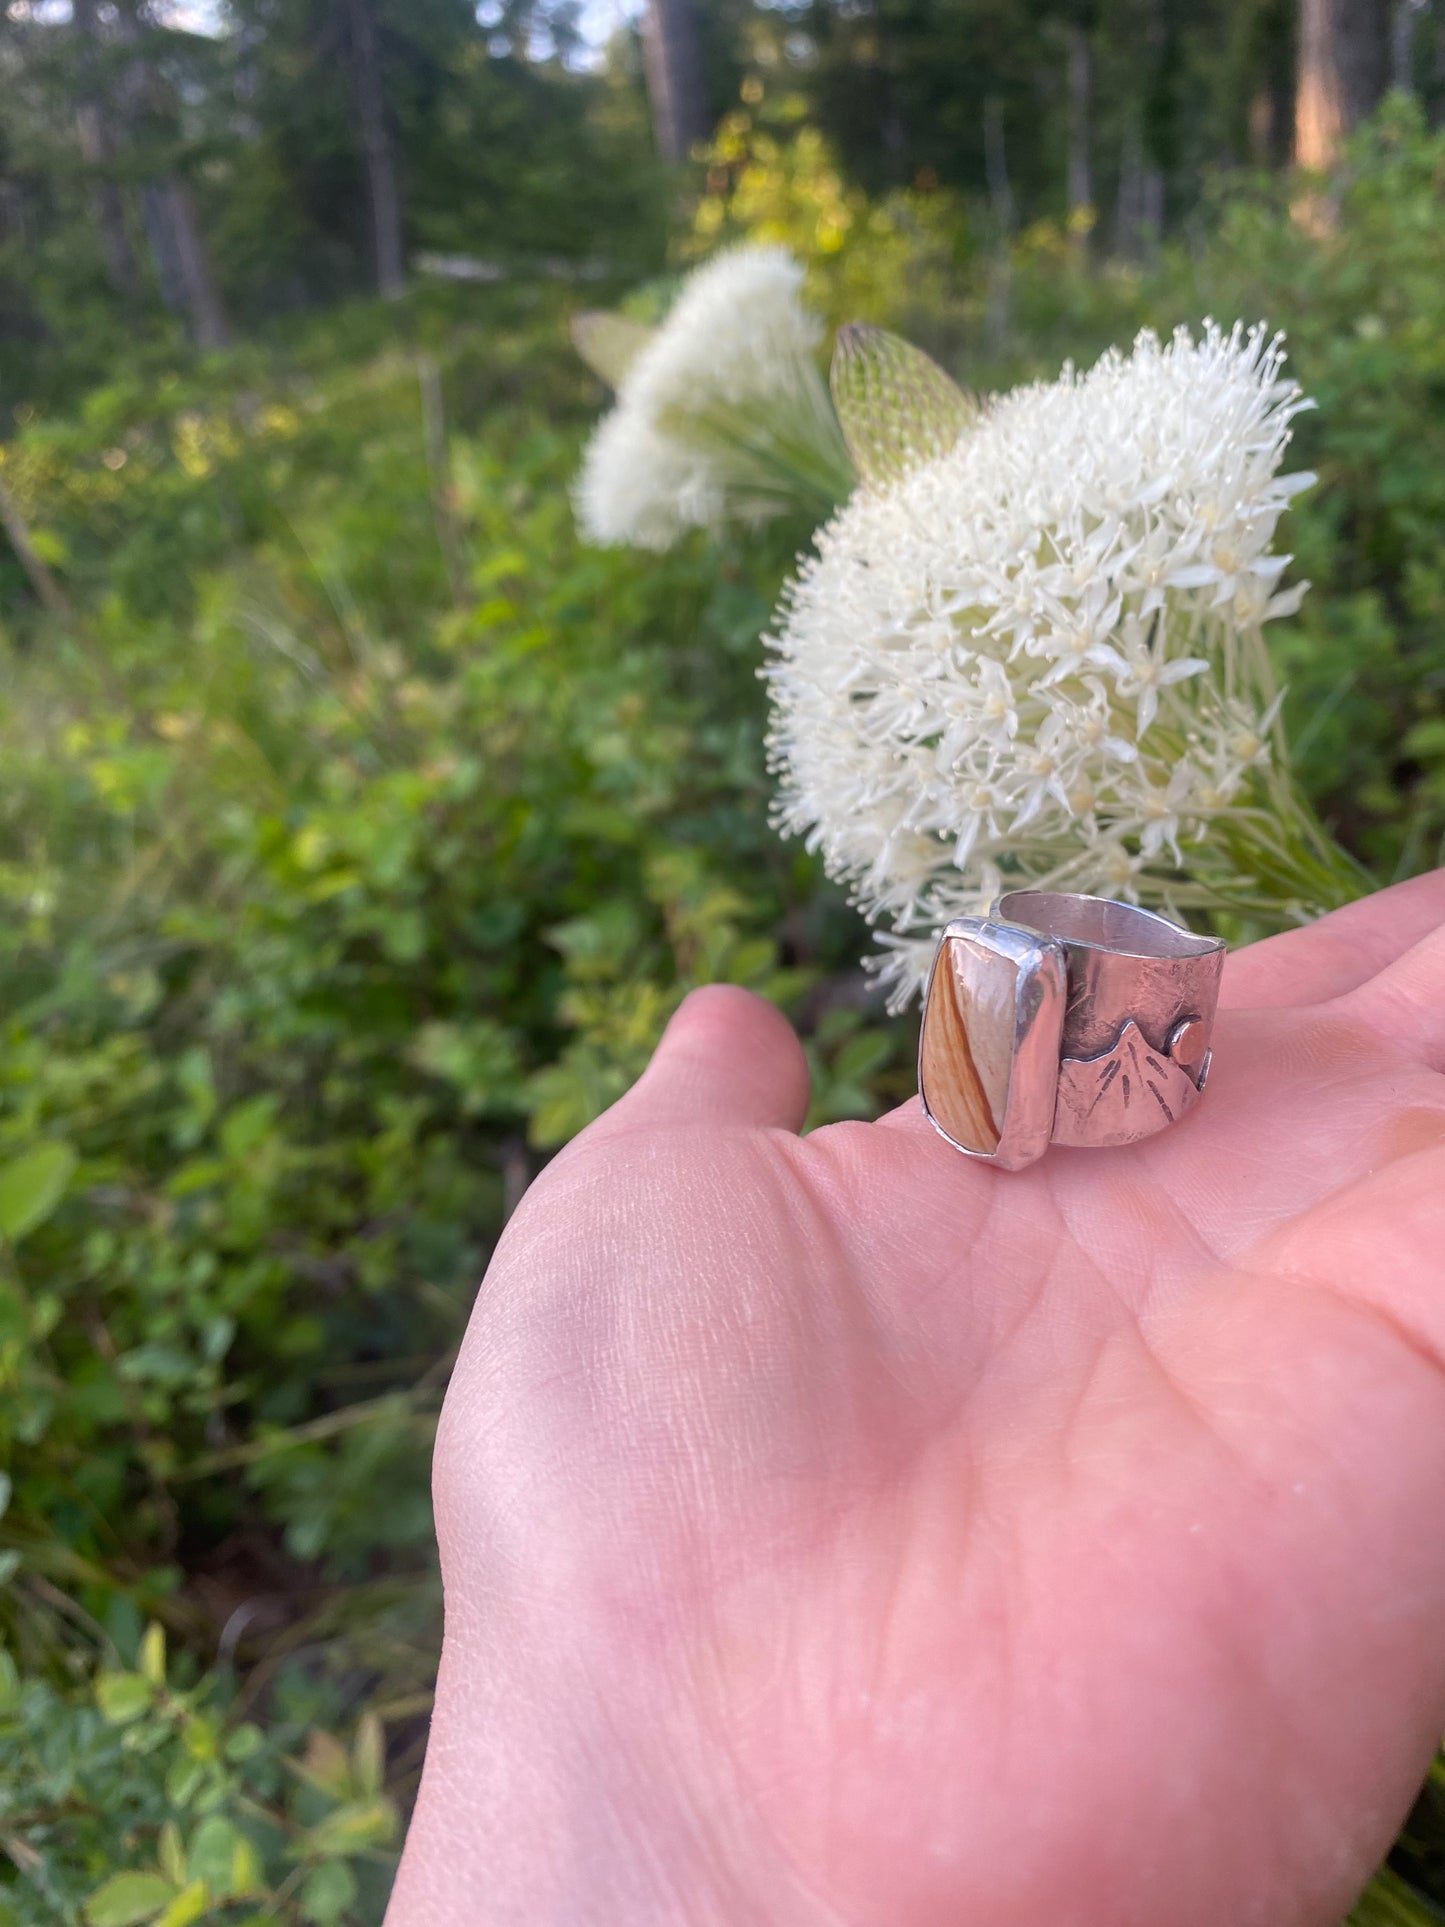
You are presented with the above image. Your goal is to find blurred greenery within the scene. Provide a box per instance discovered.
[0,58,1443,1927]
[0,268,914,1922]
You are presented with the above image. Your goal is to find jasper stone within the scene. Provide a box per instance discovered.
[919,934,1020,1155]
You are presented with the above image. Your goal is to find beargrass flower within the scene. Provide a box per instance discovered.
[766,321,1367,1005]
[574,244,853,550]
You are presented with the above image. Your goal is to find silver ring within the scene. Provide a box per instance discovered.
[918,891,1226,1171]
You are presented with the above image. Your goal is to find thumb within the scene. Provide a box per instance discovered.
[607,985,811,1135]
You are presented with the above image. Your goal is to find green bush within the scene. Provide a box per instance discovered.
[0,283,905,1922]
[0,1616,399,1926]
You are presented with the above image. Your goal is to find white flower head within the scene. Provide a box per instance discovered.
[765,321,1315,1005]
[575,245,851,551]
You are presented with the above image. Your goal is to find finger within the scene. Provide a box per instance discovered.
[1337,921,1445,1072]
[602,984,811,1134]
[1223,867,1445,1010]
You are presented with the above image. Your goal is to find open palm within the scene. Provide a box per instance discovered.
[391,874,1445,1927]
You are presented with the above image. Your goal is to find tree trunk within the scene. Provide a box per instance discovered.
[344,0,406,299]
[641,0,708,164]
[1248,86,1276,164]
[140,182,186,316]
[113,0,232,346]
[1066,24,1093,223]
[72,0,143,302]
[0,474,72,617]
[1391,0,1425,92]
[1114,110,1142,256]
[880,84,907,186]
[138,179,230,348]
[983,95,1015,232]
[0,181,25,252]
[982,95,1014,352]
[76,101,143,300]
[161,179,231,349]
[1295,0,1390,168]
[1141,163,1164,237]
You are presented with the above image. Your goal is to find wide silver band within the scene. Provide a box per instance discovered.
[919,891,1226,1171]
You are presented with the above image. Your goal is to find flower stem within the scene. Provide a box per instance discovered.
[1205,772,1373,921]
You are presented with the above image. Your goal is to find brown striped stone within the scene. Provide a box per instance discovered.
[919,935,1019,1155]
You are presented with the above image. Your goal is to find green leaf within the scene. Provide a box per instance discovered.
[352,1709,384,1796]
[231,1835,266,1899]
[139,1622,167,1687]
[29,1290,60,1338]
[298,1796,397,1856]
[0,1141,77,1243]
[1349,1868,1445,1925]
[82,1873,174,1927]
[570,311,654,389]
[219,1094,280,1161]
[1402,719,1445,760]
[157,1822,187,1890]
[96,1670,153,1724]
[833,1029,893,1084]
[224,1722,264,1762]
[0,1471,10,1518]
[722,937,777,986]
[290,1728,352,1799]
[164,1755,207,1808]
[188,1816,264,1900]
[153,1885,208,1927]
[182,1711,221,1762]
[297,1859,356,1926]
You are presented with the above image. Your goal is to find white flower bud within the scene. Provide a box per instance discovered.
[575,246,848,550]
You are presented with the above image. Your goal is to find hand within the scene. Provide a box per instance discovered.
[389,874,1445,1927]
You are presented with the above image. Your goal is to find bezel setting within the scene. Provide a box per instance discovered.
[918,917,1069,1171]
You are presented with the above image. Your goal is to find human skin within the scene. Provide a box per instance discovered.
[388,872,1445,1927]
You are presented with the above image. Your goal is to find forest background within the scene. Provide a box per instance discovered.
[2,0,1445,1921]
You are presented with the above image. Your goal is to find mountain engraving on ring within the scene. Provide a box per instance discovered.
[1052,1014,1210,1149]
